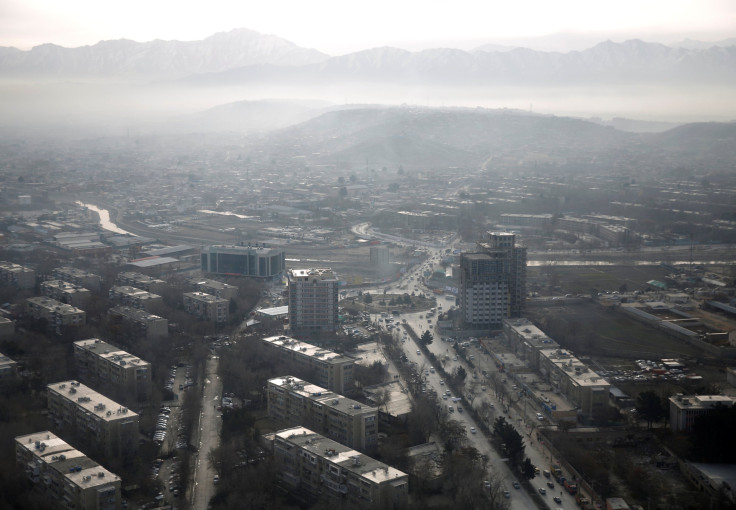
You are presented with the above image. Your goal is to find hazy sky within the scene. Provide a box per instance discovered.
[2,0,734,54]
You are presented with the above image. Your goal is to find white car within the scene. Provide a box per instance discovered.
[470,427,476,434]
[536,413,544,420]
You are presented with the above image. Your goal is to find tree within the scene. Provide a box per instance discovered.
[420,330,433,346]
[363,293,372,304]
[338,186,347,198]
[492,417,525,467]
[455,365,467,382]
[521,457,536,479]
[636,390,665,430]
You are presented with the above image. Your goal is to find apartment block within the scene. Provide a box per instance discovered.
[503,318,559,369]
[47,381,138,459]
[15,431,121,510]
[271,426,408,509]
[538,348,610,420]
[0,261,36,289]
[288,268,339,332]
[499,213,554,229]
[268,376,378,450]
[114,272,166,293]
[201,244,285,279]
[74,339,151,401]
[108,286,162,311]
[107,306,168,339]
[53,267,102,292]
[669,394,736,433]
[0,351,19,385]
[187,277,239,300]
[27,297,86,332]
[182,291,228,323]
[41,280,92,307]
[460,232,526,329]
[261,336,355,394]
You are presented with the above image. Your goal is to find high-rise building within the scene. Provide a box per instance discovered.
[15,431,121,510]
[459,232,526,329]
[201,244,285,279]
[288,268,339,333]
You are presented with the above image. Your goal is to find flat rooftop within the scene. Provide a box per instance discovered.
[184,291,227,303]
[289,268,336,280]
[505,319,557,345]
[256,306,289,317]
[74,339,150,370]
[1,351,17,364]
[47,380,138,422]
[109,305,165,322]
[188,277,236,290]
[539,348,609,387]
[15,431,119,488]
[269,376,376,416]
[27,297,84,315]
[262,336,354,365]
[276,426,406,484]
[42,280,90,293]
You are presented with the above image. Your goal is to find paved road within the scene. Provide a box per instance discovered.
[191,356,223,510]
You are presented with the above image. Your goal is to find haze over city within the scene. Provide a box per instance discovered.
[0,2,735,510]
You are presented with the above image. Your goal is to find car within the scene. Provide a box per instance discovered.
[439,380,444,385]
[503,490,511,498]
[554,496,562,503]
[547,481,555,489]
[213,475,220,485]
[416,350,421,355]
[512,481,520,489]
[537,413,544,420]
[538,487,546,495]
[470,427,476,434]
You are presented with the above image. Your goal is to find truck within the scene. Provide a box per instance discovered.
[549,464,562,479]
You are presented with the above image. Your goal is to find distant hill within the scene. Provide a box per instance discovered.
[255,106,638,170]
[244,106,736,174]
[170,98,331,134]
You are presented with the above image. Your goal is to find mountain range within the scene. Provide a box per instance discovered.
[1,29,735,88]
